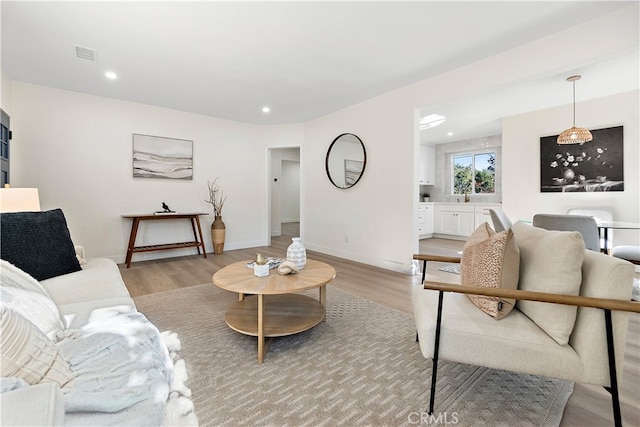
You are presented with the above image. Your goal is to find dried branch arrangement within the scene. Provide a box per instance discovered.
[205,177,227,217]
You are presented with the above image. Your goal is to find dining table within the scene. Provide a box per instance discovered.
[596,220,640,253]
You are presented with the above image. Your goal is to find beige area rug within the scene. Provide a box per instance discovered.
[134,284,573,427]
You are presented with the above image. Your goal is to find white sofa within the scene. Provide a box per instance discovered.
[1,251,197,426]
[42,255,135,328]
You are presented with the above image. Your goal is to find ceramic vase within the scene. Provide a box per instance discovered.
[562,168,575,182]
[286,237,307,270]
[211,216,226,254]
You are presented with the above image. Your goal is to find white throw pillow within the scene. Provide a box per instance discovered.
[0,260,64,340]
[0,304,74,387]
[511,222,584,345]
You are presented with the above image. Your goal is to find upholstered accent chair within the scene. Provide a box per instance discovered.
[412,222,638,427]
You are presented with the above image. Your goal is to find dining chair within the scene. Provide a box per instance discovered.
[488,208,512,232]
[612,246,640,265]
[567,208,613,252]
[532,213,600,252]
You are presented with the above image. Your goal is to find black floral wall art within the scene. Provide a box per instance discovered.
[540,125,623,192]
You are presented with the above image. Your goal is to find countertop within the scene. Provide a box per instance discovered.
[418,201,502,206]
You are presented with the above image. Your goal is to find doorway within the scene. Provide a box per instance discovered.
[269,148,301,240]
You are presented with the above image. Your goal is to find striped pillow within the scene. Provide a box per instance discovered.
[0,259,65,340]
[0,304,74,387]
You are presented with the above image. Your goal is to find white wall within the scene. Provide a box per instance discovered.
[503,90,640,246]
[281,160,300,223]
[8,82,304,261]
[303,98,417,273]
[1,69,12,114]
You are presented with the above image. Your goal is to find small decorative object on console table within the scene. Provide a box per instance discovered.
[205,178,227,254]
[287,237,307,270]
[154,202,175,215]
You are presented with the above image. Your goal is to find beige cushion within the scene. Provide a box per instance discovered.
[460,223,520,319]
[0,382,65,426]
[411,285,583,381]
[512,222,584,345]
[0,304,74,387]
[0,259,65,340]
[41,258,133,308]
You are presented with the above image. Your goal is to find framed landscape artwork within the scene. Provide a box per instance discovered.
[133,134,193,180]
[540,125,623,192]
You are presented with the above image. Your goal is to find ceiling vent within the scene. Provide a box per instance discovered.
[74,45,96,61]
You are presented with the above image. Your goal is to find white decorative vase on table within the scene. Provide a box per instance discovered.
[286,237,307,270]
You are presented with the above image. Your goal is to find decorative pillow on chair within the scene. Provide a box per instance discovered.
[460,222,520,319]
[511,222,584,345]
[0,304,74,387]
[0,209,81,281]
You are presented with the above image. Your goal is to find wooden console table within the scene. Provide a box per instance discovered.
[122,212,208,268]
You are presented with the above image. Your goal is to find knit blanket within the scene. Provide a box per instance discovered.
[57,305,197,426]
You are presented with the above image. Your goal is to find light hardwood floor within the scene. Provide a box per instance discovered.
[119,223,639,426]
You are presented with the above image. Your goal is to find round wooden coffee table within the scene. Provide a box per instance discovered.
[212,259,336,363]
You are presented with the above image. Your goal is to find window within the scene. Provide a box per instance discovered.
[452,151,495,194]
[1,109,10,187]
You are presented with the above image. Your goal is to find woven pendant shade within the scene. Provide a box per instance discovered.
[557,126,593,145]
[557,75,592,145]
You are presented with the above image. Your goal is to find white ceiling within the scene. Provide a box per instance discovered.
[2,1,638,141]
[420,51,640,144]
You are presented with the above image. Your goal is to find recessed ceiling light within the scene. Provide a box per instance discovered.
[105,71,117,80]
[262,106,271,113]
[448,132,453,136]
[419,114,446,130]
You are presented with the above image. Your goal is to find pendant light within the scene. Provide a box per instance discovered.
[557,75,592,145]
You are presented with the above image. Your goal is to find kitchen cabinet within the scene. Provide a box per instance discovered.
[418,203,434,237]
[419,144,435,185]
[434,203,503,238]
[435,204,475,236]
[424,203,435,235]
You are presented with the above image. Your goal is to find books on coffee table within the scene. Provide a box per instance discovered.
[246,258,285,269]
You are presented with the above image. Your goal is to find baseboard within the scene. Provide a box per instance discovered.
[304,243,415,275]
[109,239,268,265]
[432,233,468,241]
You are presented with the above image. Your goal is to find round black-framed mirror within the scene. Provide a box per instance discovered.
[325,133,367,189]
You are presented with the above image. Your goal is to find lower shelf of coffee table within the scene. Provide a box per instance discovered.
[225,293,325,337]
